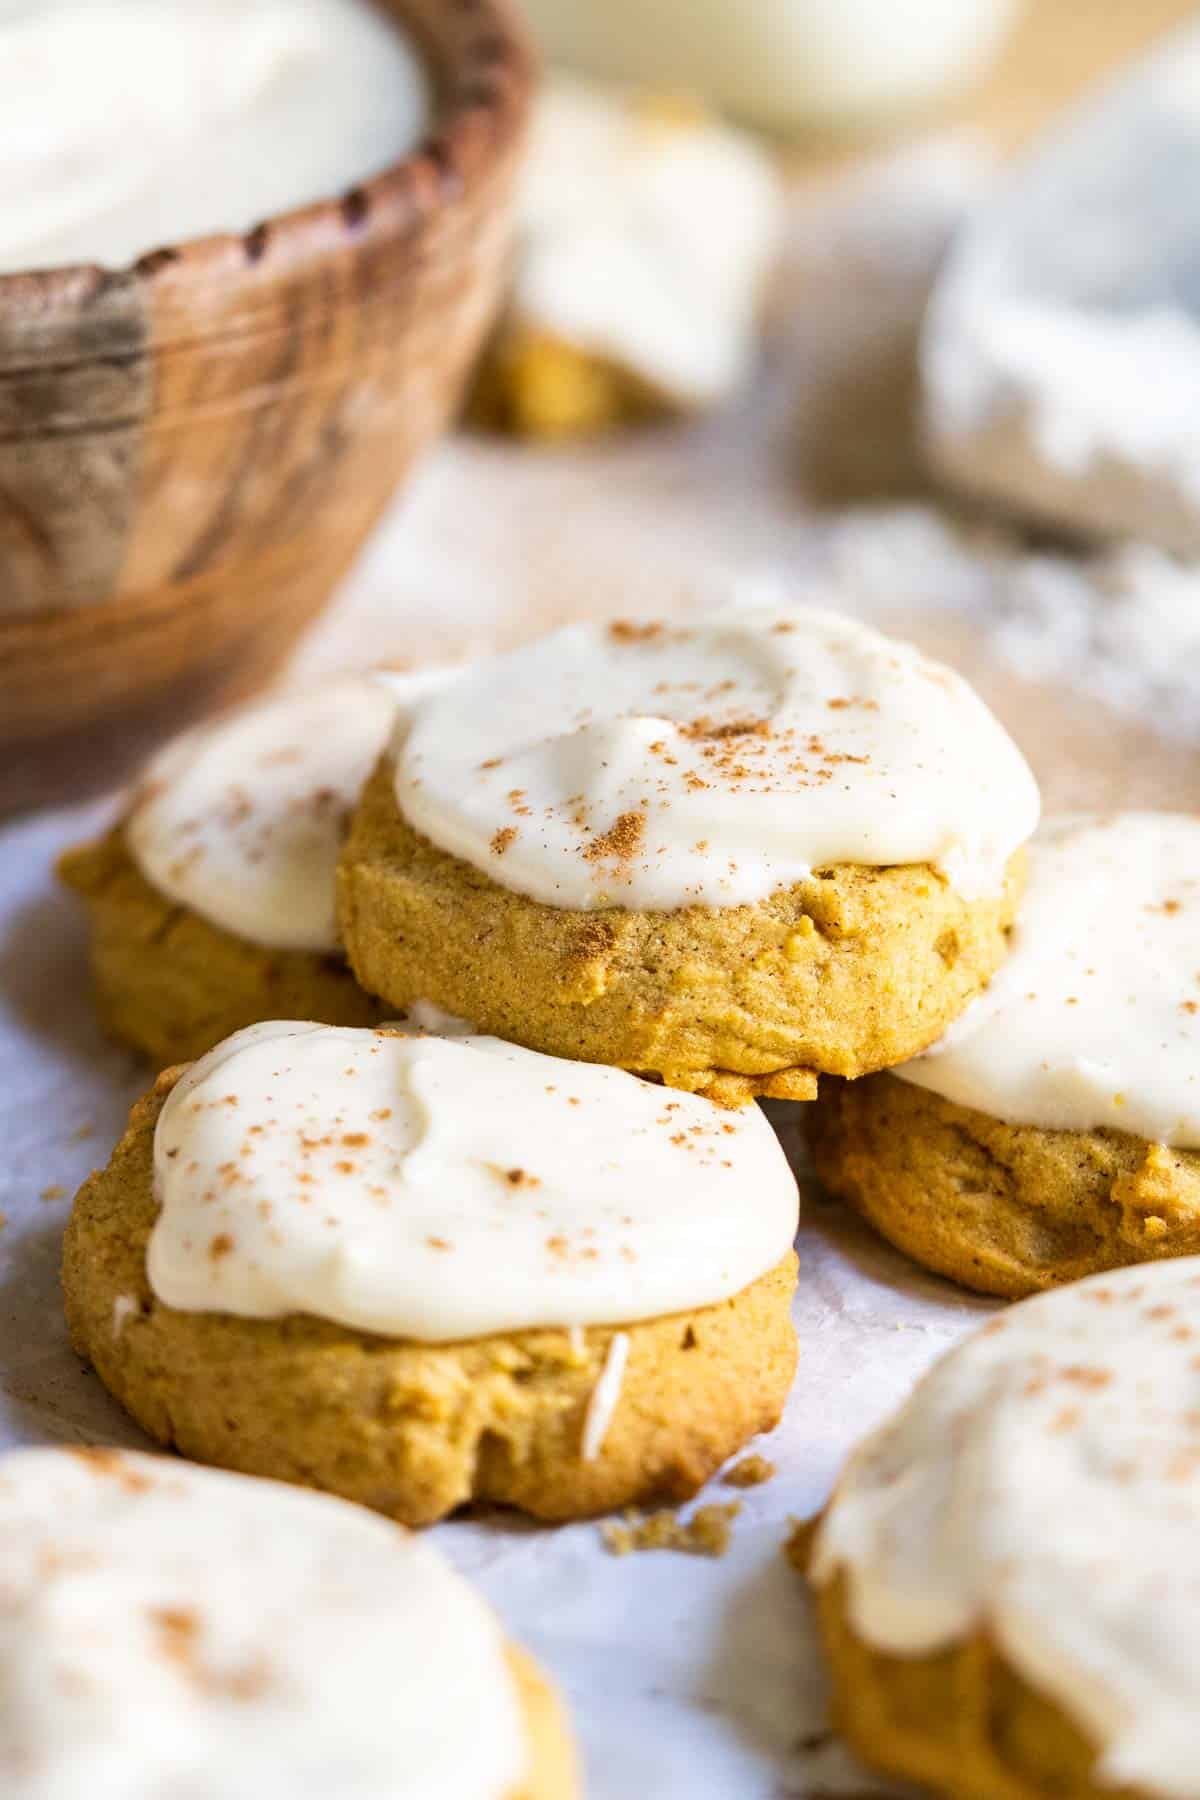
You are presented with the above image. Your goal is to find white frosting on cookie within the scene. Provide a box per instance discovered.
[127,678,398,953]
[513,78,783,407]
[390,605,1040,912]
[0,1447,525,1800]
[149,1021,798,1339]
[811,1257,1200,1800]
[900,813,1200,1147]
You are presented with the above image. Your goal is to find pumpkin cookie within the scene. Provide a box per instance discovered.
[338,605,1038,1102]
[810,814,1200,1297]
[59,678,395,1067]
[64,1021,799,1524]
[0,1446,576,1798]
[470,78,783,438]
[808,1257,1200,1800]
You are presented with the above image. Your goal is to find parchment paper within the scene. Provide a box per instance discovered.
[2,141,1198,1798]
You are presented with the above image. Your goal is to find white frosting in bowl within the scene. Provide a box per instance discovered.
[391,604,1040,912]
[149,1021,799,1338]
[812,1257,1200,1800]
[0,0,430,275]
[900,814,1200,1148]
[0,1447,525,1800]
[127,677,398,954]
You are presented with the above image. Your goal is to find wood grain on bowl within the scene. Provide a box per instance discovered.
[0,0,535,814]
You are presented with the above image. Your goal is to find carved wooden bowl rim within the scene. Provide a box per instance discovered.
[0,0,536,323]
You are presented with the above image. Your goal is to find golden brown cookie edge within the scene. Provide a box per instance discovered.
[337,757,1026,1102]
[63,1068,799,1525]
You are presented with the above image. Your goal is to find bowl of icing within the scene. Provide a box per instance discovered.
[0,0,534,812]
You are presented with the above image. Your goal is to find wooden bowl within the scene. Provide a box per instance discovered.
[0,0,534,815]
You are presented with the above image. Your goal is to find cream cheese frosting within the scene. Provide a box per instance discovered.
[899,813,1200,1147]
[0,0,430,275]
[510,78,783,407]
[811,1257,1200,1800]
[390,604,1040,912]
[126,677,398,953]
[0,1446,525,1799]
[149,1020,799,1338]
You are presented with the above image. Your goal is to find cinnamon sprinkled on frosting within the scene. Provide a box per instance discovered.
[149,1020,798,1341]
[385,604,1039,912]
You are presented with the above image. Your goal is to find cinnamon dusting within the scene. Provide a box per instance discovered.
[583,811,646,863]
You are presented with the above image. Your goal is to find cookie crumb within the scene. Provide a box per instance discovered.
[40,1184,67,1204]
[601,1500,740,1558]
[723,1454,775,1489]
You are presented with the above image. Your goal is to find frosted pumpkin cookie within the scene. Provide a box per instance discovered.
[337,605,1038,1103]
[64,1020,799,1524]
[810,813,1200,1297]
[0,1446,575,1799]
[470,78,783,438]
[59,678,396,1067]
[808,1257,1200,1800]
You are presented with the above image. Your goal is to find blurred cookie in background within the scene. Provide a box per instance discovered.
[470,78,784,440]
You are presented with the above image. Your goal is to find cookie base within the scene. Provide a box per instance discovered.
[808,1073,1200,1299]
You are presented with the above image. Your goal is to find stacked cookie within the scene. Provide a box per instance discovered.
[59,601,1039,1520]
[59,597,1200,1795]
[338,604,1036,1100]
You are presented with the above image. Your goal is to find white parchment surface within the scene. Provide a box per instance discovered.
[2,142,1198,1797]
